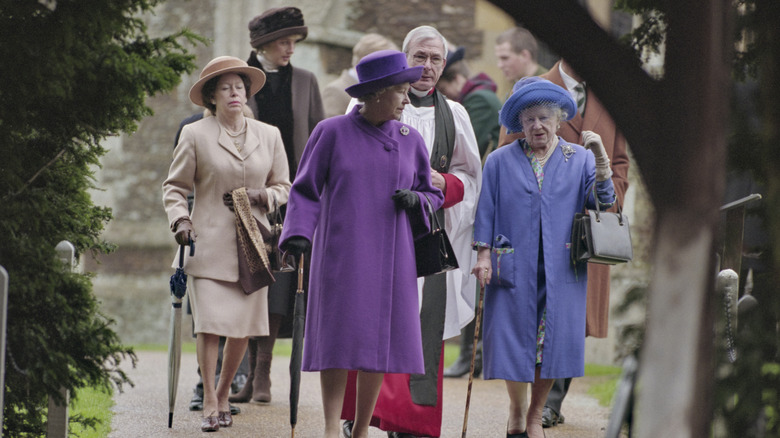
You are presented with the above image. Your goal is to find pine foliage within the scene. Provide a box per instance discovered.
[0,1,202,435]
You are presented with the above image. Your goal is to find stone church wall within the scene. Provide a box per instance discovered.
[87,0,652,366]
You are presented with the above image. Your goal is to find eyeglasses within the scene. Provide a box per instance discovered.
[410,53,444,67]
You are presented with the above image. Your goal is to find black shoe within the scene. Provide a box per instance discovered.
[507,432,528,438]
[443,354,472,378]
[387,432,418,438]
[232,373,247,394]
[229,403,241,415]
[189,390,203,411]
[342,420,353,438]
[541,406,564,428]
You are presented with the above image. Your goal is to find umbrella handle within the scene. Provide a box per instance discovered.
[297,254,305,293]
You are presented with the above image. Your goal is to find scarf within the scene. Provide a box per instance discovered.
[409,89,456,173]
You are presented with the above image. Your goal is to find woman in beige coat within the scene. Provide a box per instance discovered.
[162,56,291,432]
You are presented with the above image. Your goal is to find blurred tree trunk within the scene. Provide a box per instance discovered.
[487,1,733,436]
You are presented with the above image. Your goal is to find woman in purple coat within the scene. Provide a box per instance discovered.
[471,77,615,438]
[279,50,444,438]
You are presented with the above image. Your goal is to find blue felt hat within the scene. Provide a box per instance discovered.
[499,77,577,133]
[345,50,423,98]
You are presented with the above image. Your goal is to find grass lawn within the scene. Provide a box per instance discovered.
[69,386,114,438]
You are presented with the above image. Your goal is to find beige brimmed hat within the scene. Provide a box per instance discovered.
[188,56,266,107]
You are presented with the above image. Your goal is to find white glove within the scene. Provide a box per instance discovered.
[582,130,612,182]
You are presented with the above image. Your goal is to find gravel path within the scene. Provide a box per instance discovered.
[109,350,621,437]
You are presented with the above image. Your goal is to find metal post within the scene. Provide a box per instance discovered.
[47,241,75,438]
[0,265,8,434]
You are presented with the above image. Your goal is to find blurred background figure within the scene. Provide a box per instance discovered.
[321,32,399,118]
[229,5,324,405]
[494,27,547,86]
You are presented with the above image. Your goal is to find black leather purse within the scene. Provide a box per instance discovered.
[415,193,459,277]
[571,185,633,265]
[267,195,296,273]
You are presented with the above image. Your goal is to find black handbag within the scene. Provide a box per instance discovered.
[267,194,296,273]
[570,185,633,265]
[415,193,459,277]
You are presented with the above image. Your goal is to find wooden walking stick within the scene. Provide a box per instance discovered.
[461,281,486,437]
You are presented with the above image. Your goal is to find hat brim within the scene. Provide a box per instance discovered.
[189,66,266,107]
[499,82,577,133]
[345,66,424,98]
[251,26,308,49]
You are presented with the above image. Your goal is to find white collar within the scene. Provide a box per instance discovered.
[409,86,432,97]
[256,53,279,73]
[559,63,580,95]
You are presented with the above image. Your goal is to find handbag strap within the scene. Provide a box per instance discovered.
[585,183,625,225]
[422,193,442,232]
[269,193,283,226]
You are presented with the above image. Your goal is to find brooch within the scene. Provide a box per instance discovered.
[400,126,409,136]
[561,144,575,162]
[439,155,448,169]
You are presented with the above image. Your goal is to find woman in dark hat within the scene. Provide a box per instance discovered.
[162,56,291,432]
[470,77,615,438]
[279,50,443,438]
[230,6,325,405]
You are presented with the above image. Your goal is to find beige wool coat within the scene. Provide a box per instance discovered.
[163,115,291,282]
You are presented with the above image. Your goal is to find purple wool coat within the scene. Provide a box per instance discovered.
[279,106,444,374]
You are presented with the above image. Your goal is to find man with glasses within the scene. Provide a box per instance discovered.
[341,25,482,438]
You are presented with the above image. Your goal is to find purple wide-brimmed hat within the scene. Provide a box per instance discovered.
[499,76,576,133]
[345,50,423,98]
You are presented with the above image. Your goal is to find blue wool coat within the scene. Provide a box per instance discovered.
[280,106,444,374]
[473,138,615,382]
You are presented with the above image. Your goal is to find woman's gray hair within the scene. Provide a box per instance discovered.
[401,25,448,58]
[519,102,568,125]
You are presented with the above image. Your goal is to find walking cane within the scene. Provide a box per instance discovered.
[461,280,486,437]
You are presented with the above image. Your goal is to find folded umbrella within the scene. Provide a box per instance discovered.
[289,254,305,437]
[168,241,194,428]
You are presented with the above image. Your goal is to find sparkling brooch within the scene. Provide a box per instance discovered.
[561,144,575,161]
[400,126,409,136]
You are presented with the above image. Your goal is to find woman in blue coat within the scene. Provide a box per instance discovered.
[471,77,615,438]
[279,50,443,438]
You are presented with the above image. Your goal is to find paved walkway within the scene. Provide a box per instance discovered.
[110,349,620,437]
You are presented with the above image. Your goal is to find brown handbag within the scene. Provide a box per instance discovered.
[233,188,275,294]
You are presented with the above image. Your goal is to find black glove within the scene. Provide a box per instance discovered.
[281,236,311,257]
[392,189,419,211]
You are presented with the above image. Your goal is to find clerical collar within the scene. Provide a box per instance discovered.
[256,53,279,73]
[409,87,432,98]
[408,87,435,107]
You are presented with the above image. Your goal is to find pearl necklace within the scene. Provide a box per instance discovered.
[535,137,559,168]
[223,119,247,152]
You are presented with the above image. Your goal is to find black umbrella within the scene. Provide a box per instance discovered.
[289,254,305,437]
[461,282,485,438]
[168,241,194,428]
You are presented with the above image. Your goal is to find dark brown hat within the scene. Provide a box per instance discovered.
[249,7,308,49]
